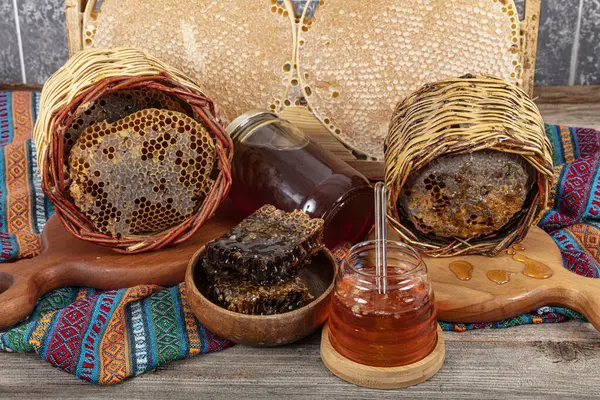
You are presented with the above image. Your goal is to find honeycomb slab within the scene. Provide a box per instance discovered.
[68,108,216,238]
[398,150,535,239]
[207,270,314,315]
[204,205,324,284]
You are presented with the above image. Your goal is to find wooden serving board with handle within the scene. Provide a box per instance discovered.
[371,226,600,331]
[2,210,599,332]
[0,207,240,331]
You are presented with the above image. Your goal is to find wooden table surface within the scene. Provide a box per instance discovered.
[1,86,600,399]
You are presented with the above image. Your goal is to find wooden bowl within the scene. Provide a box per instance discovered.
[185,246,336,346]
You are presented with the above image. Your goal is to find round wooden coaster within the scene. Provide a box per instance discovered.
[320,323,445,389]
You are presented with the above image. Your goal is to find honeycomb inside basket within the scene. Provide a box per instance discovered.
[64,88,188,161]
[85,0,523,160]
[398,150,536,240]
[68,108,216,238]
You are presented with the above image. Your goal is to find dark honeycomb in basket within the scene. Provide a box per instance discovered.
[204,205,324,283]
[68,108,216,238]
[64,88,188,161]
[398,150,535,239]
[207,269,314,315]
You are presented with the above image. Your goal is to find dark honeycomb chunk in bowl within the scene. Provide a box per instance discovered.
[204,205,324,283]
[207,268,314,315]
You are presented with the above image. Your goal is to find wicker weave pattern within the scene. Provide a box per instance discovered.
[385,75,553,257]
[33,47,233,253]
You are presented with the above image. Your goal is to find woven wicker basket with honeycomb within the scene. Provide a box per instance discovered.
[385,75,553,257]
[34,47,233,253]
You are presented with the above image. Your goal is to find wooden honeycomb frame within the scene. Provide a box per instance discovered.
[65,0,541,170]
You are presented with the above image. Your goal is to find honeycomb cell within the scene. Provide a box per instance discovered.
[68,108,216,238]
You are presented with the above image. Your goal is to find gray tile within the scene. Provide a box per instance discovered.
[577,0,600,85]
[17,0,68,84]
[534,0,580,86]
[515,0,525,20]
[0,0,23,83]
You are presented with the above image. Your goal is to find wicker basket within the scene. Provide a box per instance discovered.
[384,75,553,257]
[34,47,233,254]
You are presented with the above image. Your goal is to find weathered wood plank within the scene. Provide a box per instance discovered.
[0,83,44,92]
[1,322,599,399]
[533,86,600,104]
[538,104,600,130]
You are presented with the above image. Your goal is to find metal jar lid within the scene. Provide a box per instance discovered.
[226,110,278,143]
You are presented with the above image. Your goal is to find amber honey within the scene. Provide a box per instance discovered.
[449,260,473,281]
[328,241,438,368]
[227,111,374,248]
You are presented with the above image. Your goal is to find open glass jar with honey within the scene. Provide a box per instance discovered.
[328,240,437,367]
[227,111,374,248]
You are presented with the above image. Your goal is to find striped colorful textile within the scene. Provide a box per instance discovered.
[0,284,230,385]
[0,90,598,384]
[0,92,230,385]
[0,91,53,260]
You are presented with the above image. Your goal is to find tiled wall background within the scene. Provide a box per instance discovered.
[0,0,598,86]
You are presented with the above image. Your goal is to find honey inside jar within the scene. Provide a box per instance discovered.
[328,240,437,367]
[227,111,374,249]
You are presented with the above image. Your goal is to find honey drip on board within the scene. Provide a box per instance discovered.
[449,261,473,281]
[512,243,526,251]
[513,254,553,279]
[507,248,516,255]
[487,269,511,285]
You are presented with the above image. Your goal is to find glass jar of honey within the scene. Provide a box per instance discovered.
[328,240,437,367]
[226,110,374,248]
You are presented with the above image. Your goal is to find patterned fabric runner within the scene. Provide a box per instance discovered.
[0,91,597,384]
[0,92,230,385]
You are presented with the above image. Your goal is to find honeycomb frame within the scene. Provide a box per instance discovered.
[66,0,539,161]
[296,0,525,160]
[82,0,297,125]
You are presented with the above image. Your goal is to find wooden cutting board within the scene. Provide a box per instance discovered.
[374,227,600,331]
[0,209,240,331]
[2,213,599,332]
